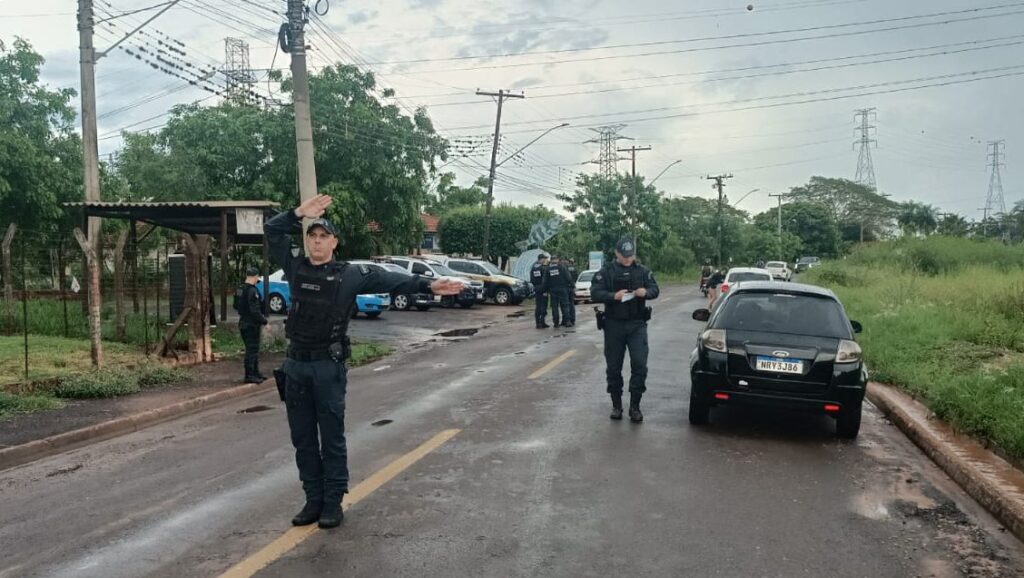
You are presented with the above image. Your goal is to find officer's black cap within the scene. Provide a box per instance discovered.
[245,266,260,277]
[616,236,636,257]
[539,253,550,260]
[307,218,337,236]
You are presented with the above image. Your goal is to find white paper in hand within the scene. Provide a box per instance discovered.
[621,291,635,303]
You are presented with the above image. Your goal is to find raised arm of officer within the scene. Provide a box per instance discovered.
[589,265,616,303]
[358,267,464,299]
[264,195,333,276]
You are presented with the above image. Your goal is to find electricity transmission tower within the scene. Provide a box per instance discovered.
[586,124,628,179]
[223,38,255,102]
[984,140,1008,239]
[853,108,878,191]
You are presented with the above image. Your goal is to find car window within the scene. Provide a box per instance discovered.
[728,272,771,283]
[390,258,409,269]
[478,261,503,275]
[433,263,461,277]
[411,262,430,275]
[579,271,595,283]
[381,263,409,274]
[766,262,786,268]
[448,261,471,273]
[712,292,850,338]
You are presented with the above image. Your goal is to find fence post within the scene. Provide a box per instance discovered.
[3,223,17,332]
[113,229,129,342]
[58,237,69,338]
[143,257,150,356]
[21,237,28,380]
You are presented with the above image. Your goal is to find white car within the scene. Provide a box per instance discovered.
[764,261,792,282]
[719,267,773,296]
[574,269,599,303]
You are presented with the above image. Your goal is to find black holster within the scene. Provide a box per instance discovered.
[643,306,653,321]
[328,337,352,363]
[273,368,287,402]
[594,307,606,330]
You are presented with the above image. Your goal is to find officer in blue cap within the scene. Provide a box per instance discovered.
[265,194,465,529]
[590,236,660,422]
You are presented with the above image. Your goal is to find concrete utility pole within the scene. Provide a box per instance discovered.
[618,145,652,242]
[286,0,319,208]
[707,174,733,267]
[476,89,524,260]
[769,193,788,260]
[78,0,104,366]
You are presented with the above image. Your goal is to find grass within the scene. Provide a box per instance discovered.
[350,341,395,367]
[0,334,148,386]
[0,391,64,419]
[804,237,1024,459]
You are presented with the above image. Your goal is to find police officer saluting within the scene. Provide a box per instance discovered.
[265,194,464,529]
[531,253,550,329]
[546,255,573,328]
[235,266,268,383]
[591,236,660,422]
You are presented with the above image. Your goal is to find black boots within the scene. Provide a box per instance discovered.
[318,502,344,529]
[629,393,644,423]
[610,395,623,420]
[291,501,323,526]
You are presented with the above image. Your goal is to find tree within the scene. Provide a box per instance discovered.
[659,196,748,267]
[424,173,486,216]
[896,201,938,237]
[558,174,663,260]
[0,38,82,233]
[787,176,896,243]
[438,204,555,259]
[936,213,971,237]
[753,201,841,257]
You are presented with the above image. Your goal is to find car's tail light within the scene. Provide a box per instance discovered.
[701,329,727,353]
[721,283,730,293]
[824,404,841,412]
[836,340,862,363]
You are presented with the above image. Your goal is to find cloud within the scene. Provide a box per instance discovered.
[348,10,378,25]
[408,0,444,9]
[510,77,544,90]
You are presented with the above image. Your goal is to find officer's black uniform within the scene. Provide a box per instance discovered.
[565,260,578,326]
[591,237,660,422]
[265,209,434,528]
[546,260,573,328]
[234,267,268,383]
[530,256,550,329]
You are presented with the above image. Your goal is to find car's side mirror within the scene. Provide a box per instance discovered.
[850,320,863,334]
[692,309,711,322]
[423,270,434,277]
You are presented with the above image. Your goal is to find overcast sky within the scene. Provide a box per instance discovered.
[2,0,1021,217]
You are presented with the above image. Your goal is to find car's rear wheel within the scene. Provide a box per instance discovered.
[835,400,862,439]
[688,388,710,425]
[268,293,286,314]
[494,288,512,305]
[392,294,411,311]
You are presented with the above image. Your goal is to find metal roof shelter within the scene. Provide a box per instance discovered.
[64,200,280,323]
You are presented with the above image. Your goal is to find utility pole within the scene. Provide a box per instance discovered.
[984,140,1008,241]
[285,0,319,209]
[618,145,651,242]
[476,89,524,260]
[853,107,878,191]
[769,193,788,260]
[707,174,733,267]
[78,0,104,366]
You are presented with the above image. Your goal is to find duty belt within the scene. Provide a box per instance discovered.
[287,348,333,362]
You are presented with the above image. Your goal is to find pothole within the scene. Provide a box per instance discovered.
[372,419,394,427]
[238,405,274,414]
[435,328,479,337]
[506,311,525,318]
[46,464,83,477]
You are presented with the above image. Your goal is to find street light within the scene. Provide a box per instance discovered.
[483,122,570,259]
[733,188,760,207]
[649,159,682,186]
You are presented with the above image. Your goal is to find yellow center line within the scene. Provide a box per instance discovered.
[529,349,577,380]
[219,428,461,578]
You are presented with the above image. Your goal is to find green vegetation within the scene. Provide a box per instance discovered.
[350,341,394,367]
[805,237,1024,458]
[0,391,63,418]
[0,334,148,385]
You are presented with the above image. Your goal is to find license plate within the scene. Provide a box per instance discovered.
[433,295,442,302]
[755,356,803,374]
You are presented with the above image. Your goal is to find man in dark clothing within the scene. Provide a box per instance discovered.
[546,256,573,328]
[707,268,726,308]
[564,258,578,326]
[235,266,268,383]
[266,194,464,529]
[530,253,550,329]
[590,236,660,423]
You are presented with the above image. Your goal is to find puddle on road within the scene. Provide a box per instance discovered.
[435,328,480,337]
[237,405,274,414]
[506,311,525,318]
[372,419,394,427]
[46,464,83,477]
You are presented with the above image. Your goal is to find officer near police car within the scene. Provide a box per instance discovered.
[265,194,464,529]
[234,266,268,384]
[530,253,550,329]
[590,236,660,422]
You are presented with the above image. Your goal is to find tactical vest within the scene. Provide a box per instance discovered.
[232,284,247,314]
[605,264,648,321]
[285,261,350,349]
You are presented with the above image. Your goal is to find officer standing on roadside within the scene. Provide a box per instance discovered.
[564,257,578,327]
[531,253,550,329]
[590,236,660,422]
[235,266,268,383]
[266,194,464,529]
[546,255,573,328]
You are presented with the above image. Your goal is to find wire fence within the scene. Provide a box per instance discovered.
[0,226,263,385]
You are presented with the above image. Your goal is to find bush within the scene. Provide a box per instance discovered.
[0,391,63,418]
[53,370,140,399]
[136,365,191,389]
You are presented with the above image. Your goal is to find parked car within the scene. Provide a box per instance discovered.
[795,256,821,273]
[255,269,390,318]
[348,260,435,312]
[719,267,773,296]
[764,261,793,282]
[689,281,867,438]
[575,269,598,303]
[385,257,482,308]
[441,257,529,305]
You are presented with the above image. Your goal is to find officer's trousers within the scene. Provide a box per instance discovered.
[534,291,549,326]
[239,322,261,377]
[282,358,349,504]
[603,318,649,397]
[549,287,572,326]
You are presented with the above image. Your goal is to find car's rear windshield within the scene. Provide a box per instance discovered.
[712,292,850,338]
[728,272,771,283]
[579,271,595,282]
[766,262,786,268]
[478,261,503,275]
[798,257,819,264]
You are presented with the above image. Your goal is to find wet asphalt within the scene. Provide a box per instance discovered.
[1,285,1023,578]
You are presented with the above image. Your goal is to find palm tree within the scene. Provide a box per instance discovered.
[897,201,938,237]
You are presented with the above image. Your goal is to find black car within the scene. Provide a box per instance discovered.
[688,281,867,438]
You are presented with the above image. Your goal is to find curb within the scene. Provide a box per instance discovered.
[867,382,1024,543]
[0,379,274,472]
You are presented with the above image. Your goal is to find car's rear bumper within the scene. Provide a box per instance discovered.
[691,369,866,413]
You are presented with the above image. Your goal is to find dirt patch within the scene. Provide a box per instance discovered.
[434,328,479,338]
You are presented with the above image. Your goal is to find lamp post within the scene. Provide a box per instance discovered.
[649,159,682,187]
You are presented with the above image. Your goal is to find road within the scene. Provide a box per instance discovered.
[2,285,1022,577]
